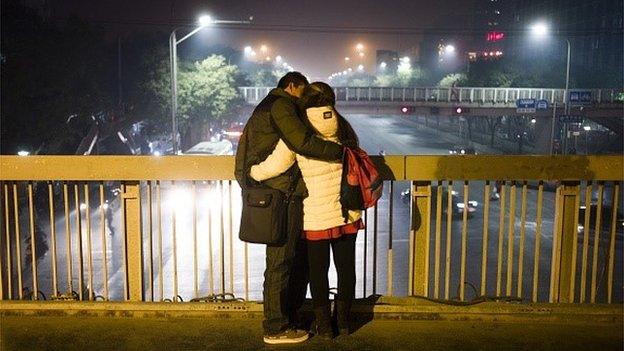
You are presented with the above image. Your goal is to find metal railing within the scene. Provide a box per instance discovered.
[0,155,622,305]
[239,87,622,105]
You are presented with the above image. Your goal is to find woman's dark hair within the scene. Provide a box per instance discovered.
[299,82,336,109]
[301,81,358,146]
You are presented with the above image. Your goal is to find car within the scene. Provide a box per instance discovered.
[401,187,478,219]
[448,146,476,155]
[183,139,234,155]
[221,122,244,151]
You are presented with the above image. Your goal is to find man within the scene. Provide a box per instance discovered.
[234,72,343,344]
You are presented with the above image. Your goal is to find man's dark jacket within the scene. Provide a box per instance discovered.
[234,88,343,196]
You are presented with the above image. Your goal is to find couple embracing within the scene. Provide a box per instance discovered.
[234,72,363,345]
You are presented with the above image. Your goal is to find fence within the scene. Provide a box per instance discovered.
[239,87,622,105]
[0,155,622,305]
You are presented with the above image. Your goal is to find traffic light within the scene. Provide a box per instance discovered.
[454,107,469,114]
[401,106,415,114]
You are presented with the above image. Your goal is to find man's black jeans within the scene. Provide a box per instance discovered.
[262,197,309,335]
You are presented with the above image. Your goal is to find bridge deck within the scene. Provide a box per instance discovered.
[2,311,621,351]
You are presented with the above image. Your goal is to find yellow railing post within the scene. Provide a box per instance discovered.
[551,181,581,303]
[121,181,144,301]
[409,181,431,297]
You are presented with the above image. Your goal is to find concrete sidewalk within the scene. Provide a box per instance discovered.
[2,314,622,351]
[2,298,623,351]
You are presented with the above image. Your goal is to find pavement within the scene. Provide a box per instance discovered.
[2,298,623,351]
[2,314,622,351]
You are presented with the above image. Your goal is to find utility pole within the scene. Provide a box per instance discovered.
[118,36,123,111]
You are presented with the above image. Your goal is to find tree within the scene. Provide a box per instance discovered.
[176,55,241,149]
[374,74,393,87]
[1,2,116,154]
[484,116,503,147]
[438,73,467,87]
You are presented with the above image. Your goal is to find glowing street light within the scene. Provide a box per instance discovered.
[347,68,353,72]
[345,57,350,62]
[357,64,364,71]
[530,22,549,38]
[583,125,591,131]
[356,43,364,51]
[275,55,282,63]
[17,150,29,156]
[198,15,214,27]
[358,52,365,58]
[260,44,268,53]
[445,44,456,54]
[380,61,387,69]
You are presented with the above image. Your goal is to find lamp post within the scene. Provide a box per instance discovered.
[170,15,249,154]
[530,22,572,154]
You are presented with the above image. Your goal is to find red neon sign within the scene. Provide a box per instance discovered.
[486,31,505,42]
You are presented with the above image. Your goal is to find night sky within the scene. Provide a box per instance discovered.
[46,0,475,80]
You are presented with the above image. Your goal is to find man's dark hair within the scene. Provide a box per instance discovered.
[277,72,309,89]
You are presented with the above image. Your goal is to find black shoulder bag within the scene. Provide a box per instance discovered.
[238,132,298,245]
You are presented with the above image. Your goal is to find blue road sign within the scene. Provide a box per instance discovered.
[569,91,591,105]
[559,115,584,124]
[516,98,536,108]
[516,98,536,113]
[536,100,549,110]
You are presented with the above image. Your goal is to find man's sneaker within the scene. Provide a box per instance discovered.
[263,328,309,345]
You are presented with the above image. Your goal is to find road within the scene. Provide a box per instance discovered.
[9,114,622,304]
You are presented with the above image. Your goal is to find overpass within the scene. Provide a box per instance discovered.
[240,86,623,153]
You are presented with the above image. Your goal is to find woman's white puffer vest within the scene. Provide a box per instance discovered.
[250,106,361,231]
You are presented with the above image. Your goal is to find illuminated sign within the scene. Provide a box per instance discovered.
[486,31,505,42]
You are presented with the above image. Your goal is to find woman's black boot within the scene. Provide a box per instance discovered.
[335,300,351,336]
[313,306,333,340]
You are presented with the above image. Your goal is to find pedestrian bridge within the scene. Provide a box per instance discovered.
[0,155,622,349]
[240,86,624,137]
[240,86,622,107]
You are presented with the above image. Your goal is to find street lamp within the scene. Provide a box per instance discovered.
[170,15,249,154]
[445,44,456,54]
[530,22,571,154]
[530,22,570,112]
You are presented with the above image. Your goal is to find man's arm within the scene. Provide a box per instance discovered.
[271,98,342,161]
[249,139,296,181]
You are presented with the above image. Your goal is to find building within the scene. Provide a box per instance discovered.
[468,0,511,61]
[506,0,623,87]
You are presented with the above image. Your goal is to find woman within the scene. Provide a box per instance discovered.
[249,82,362,339]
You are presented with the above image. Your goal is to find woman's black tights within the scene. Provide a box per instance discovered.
[307,235,356,308]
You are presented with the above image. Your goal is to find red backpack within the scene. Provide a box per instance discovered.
[341,147,383,211]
